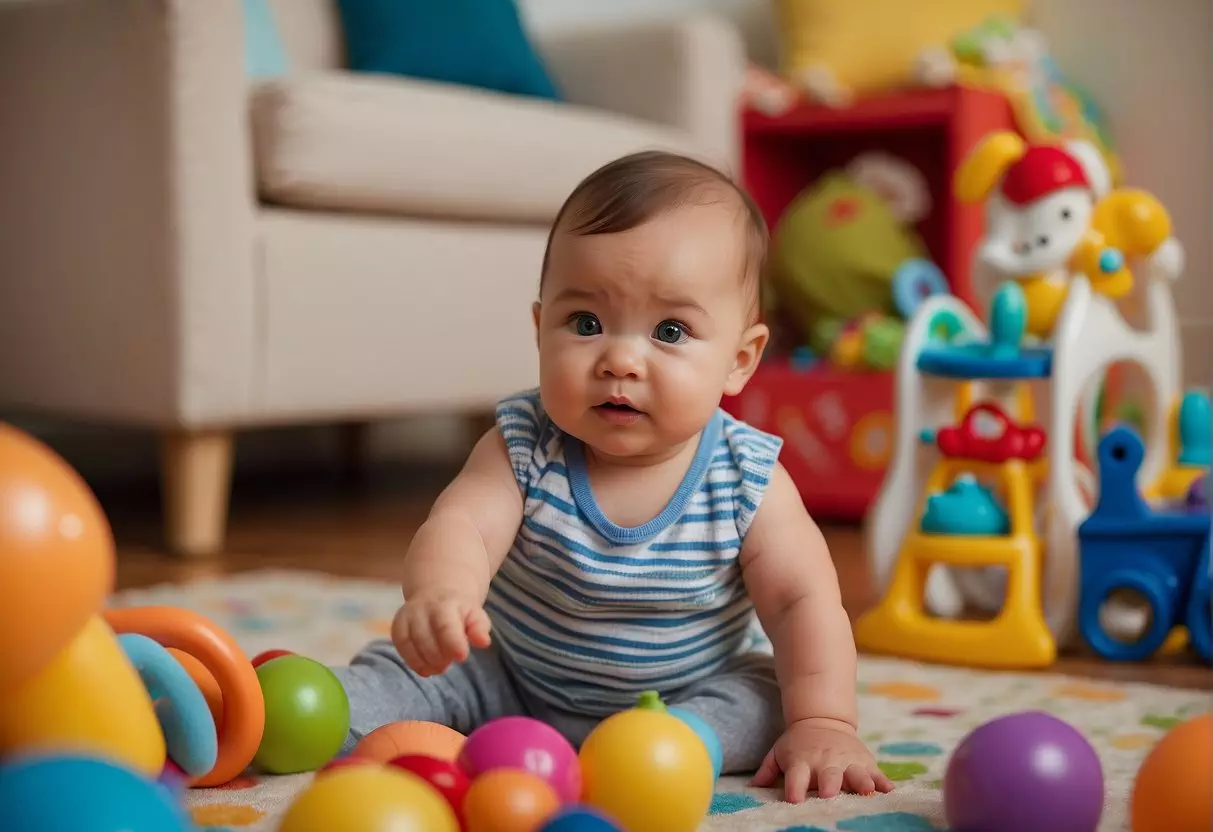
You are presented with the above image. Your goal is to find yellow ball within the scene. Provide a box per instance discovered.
[579,692,714,832]
[279,765,459,832]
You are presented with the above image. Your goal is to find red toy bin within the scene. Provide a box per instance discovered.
[723,362,895,522]
[735,85,1015,519]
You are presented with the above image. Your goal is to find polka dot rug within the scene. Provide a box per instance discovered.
[110,569,1209,831]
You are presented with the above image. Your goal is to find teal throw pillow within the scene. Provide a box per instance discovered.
[243,0,289,79]
[336,0,561,101]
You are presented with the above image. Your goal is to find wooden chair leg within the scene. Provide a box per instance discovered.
[159,429,234,557]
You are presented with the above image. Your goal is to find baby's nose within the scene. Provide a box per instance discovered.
[597,340,645,379]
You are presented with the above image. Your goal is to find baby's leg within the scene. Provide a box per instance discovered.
[668,652,783,774]
[329,639,527,753]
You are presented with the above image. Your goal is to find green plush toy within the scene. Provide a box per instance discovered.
[767,155,931,358]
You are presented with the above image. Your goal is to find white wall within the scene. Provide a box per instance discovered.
[1029,0,1213,389]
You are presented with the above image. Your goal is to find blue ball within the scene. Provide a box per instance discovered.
[539,806,622,831]
[0,755,193,832]
[668,707,724,781]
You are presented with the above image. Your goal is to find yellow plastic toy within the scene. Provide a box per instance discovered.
[279,765,460,832]
[855,394,1056,669]
[579,691,714,832]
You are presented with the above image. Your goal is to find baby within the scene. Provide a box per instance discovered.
[332,150,892,802]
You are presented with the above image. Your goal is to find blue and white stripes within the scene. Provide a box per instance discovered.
[487,389,783,714]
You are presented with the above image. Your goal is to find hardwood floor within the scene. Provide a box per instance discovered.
[104,461,1212,691]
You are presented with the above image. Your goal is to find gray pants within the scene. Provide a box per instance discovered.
[330,639,783,774]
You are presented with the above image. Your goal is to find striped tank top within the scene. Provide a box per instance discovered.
[486,388,783,715]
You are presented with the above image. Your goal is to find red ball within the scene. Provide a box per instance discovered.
[389,754,471,822]
[250,649,295,668]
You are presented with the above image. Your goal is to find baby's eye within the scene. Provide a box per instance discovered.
[569,313,602,337]
[653,320,689,344]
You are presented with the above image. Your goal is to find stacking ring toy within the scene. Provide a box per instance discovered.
[892,258,950,319]
[104,606,265,787]
[118,633,217,777]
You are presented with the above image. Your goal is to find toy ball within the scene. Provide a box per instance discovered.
[539,806,623,831]
[250,648,295,668]
[1186,476,1206,511]
[253,655,350,774]
[944,710,1104,832]
[578,691,714,832]
[0,423,115,690]
[389,755,471,824]
[316,755,375,776]
[668,707,723,781]
[1131,712,1211,831]
[352,720,466,763]
[157,758,188,793]
[0,754,194,832]
[279,764,459,832]
[462,768,561,832]
[457,715,581,804]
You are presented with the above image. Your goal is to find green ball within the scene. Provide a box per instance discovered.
[253,655,350,774]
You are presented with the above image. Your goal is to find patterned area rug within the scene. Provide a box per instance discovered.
[110,570,1208,832]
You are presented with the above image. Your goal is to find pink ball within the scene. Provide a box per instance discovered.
[457,716,581,803]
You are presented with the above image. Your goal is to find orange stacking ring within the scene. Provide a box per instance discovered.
[104,605,265,786]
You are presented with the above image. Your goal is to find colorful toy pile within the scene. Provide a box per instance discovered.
[860,130,1211,672]
[1,404,1211,830]
[279,690,718,831]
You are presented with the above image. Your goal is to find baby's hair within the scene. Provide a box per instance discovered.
[540,150,768,318]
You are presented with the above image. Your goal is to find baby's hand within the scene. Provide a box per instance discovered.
[751,717,894,802]
[391,591,492,677]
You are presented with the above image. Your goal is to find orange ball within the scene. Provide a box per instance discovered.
[462,769,560,832]
[1131,712,1212,832]
[352,721,466,763]
[0,422,114,689]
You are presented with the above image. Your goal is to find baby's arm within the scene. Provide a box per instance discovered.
[393,428,523,676]
[740,462,890,800]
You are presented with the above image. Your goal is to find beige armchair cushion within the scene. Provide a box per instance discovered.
[251,72,700,224]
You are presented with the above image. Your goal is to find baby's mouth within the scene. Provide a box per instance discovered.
[593,399,645,421]
[595,401,641,413]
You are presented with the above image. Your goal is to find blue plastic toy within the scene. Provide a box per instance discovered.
[920,474,1011,536]
[1177,389,1211,466]
[668,707,723,781]
[118,633,218,777]
[1077,426,1212,663]
[539,806,623,831]
[892,258,951,319]
[0,754,196,832]
[789,345,818,372]
[917,281,1052,379]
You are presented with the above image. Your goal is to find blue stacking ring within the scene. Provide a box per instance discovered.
[892,258,950,319]
[118,633,218,778]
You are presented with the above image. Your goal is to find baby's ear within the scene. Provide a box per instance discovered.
[726,322,770,396]
[531,302,542,347]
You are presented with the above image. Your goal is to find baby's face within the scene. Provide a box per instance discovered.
[535,196,767,461]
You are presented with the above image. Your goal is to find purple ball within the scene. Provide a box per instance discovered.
[944,711,1104,832]
[1186,476,1207,511]
[457,716,581,803]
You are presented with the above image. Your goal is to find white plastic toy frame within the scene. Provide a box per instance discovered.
[865,245,1183,645]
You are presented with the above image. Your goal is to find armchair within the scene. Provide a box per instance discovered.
[0,0,748,556]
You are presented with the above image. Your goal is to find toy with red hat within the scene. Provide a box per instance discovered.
[955,130,1175,341]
